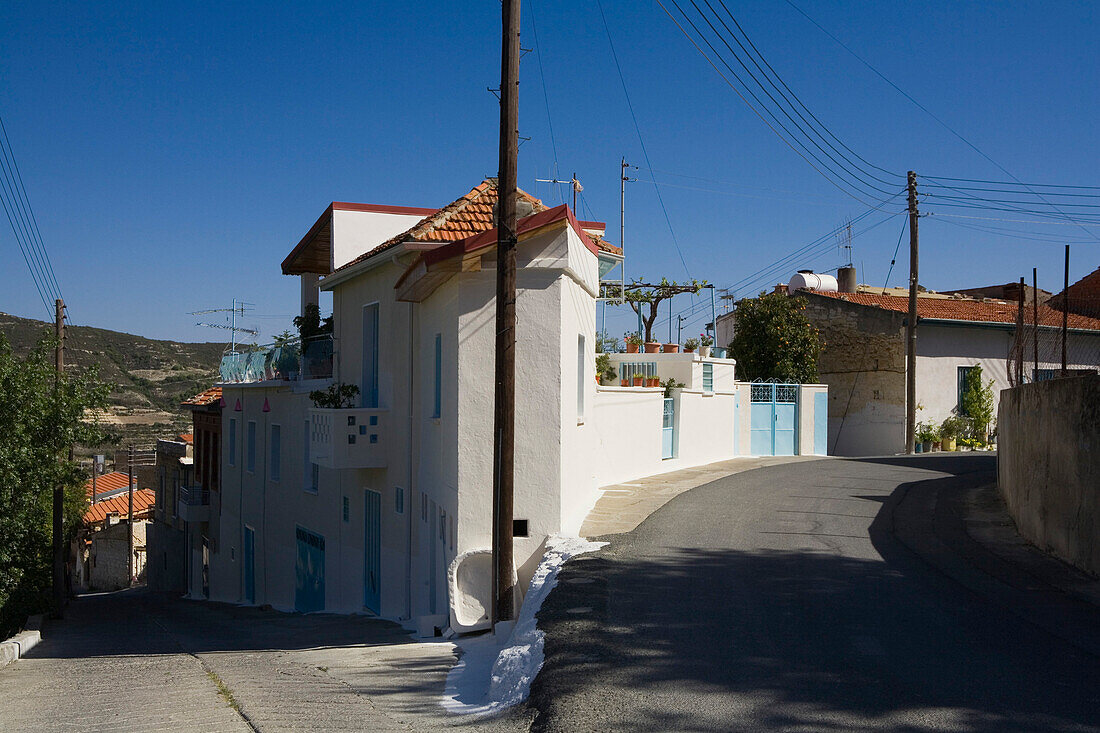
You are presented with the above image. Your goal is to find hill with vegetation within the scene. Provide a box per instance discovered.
[0,311,224,453]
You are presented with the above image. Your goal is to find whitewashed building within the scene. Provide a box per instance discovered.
[179,179,827,632]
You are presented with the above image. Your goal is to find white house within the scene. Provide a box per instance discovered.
[178,179,827,633]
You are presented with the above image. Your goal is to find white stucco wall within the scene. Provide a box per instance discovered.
[330,209,427,271]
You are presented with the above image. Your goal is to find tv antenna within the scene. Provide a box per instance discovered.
[836,219,853,267]
[191,298,257,352]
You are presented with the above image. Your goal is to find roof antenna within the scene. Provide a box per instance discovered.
[191,298,257,353]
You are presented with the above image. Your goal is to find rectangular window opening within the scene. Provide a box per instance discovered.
[228,419,237,466]
[513,519,529,538]
[577,334,586,420]
[703,363,714,393]
[394,486,404,514]
[246,421,256,473]
[270,424,281,482]
[433,333,442,418]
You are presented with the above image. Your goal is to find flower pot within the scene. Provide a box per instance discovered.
[647,377,660,388]
[915,442,923,453]
[921,441,932,453]
[943,436,957,451]
[632,376,644,387]
[699,346,711,358]
[662,343,679,353]
[684,347,696,354]
[621,378,629,387]
[626,343,640,354]
[932,441,942,451]
[644,342,661,353]
[711,347,727,358]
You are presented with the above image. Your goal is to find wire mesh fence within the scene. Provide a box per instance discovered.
[1008,294,1100,387]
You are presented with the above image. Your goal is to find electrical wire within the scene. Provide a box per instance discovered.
[595,0,693,279]
[527,0,562,205]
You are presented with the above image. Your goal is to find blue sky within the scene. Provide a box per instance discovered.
[1,1,1096,344]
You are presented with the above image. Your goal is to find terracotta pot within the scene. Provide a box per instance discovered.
[626,343,640,354]
[662,343,679,353]
[621,378,629,387]
[648,377,660,388]
[684,347,696,354]
[644,342,661,353]
[632,376,644,387]
[932,441,942,451]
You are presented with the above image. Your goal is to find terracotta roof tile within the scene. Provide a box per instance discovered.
[182,386,222,406]
[178,433,194,444]
[84,488,155,525]
[85,472,131,500]
[811,291,1100,331]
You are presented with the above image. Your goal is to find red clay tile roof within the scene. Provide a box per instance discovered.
[811,291,1100,331]
[178,433,194,444]
[1048,266,1100,313]
[182,386,222,406]
[84,488,155,525]
[333,178,547,273]
[85,472,131,500]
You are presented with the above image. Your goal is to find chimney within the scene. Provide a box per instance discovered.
[772,283,789,295]
[838,266,857,293]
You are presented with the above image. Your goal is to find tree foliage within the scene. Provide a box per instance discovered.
[0,334,114,637]
[728,294,821,382]
[625,278,706,343]
[959,365,995,436]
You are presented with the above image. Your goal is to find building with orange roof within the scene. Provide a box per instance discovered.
[717,268,1100,456]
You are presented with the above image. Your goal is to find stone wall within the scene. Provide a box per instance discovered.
[998,374,1100,576]
[801,292,907,456]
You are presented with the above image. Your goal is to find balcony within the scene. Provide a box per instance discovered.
[177,485,210,523]
[309,407,388,469]
[219,335,333,384]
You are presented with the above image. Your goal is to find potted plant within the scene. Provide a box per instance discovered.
[644,340,661,354]
[309,382,360,409]
[915,423,934,453]
[647,376,660,388]
[698,333,714,358]
[683,337,699,354]
[595,352,616,386]
[624,332,642,354]
[661,377,685,398]
[711,345,727,358]
[631,372,645,387]
[929,424,942,452]
[940,416,962,451]
[662,343,680,353]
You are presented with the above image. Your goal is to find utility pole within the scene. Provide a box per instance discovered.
[1017,277,1026,386]
[905,171,919,455]
[52,299,65,616]
[677,315,686,345]
[127,445,135,585]
[1033,268,1039,381]
[91,460,98,504]
[1062,245,1069,376]
[491,0,520,627]
[668,298,673,343]
[572,171,578,212]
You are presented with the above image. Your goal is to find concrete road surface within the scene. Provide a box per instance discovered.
[527,454,1100,732]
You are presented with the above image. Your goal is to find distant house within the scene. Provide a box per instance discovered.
[793,275,1100,456]
[146,432,196,593]
[76,473,155,591]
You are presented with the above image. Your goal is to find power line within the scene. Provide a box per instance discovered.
[924,211,1100,227]
[919,175,1100,191]
[527,0,562,205]
[595,0,692,279]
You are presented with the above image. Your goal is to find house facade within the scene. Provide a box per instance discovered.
[177,179,827,632]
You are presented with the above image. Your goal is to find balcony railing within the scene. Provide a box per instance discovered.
[219,335,333,384]
[309,407,387,469]
[177,484,210,523]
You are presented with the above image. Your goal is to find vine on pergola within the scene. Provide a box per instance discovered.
[625,277,707,343]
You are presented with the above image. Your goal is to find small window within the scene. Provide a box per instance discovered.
[303,421,316,494]
[228,419,237,466]
[432,333,442,418]
[421,493,429,522]
[577,334,586,420]
[513,519,528,538]
[450,515,455,550]
[246,421,256,473]
[957,366,977,414]
[394,486,404,514]
[440,509,447,541]
[311,464,319,494]
[270,424,281,482]
[703,363,714,393]
[343,496,350,523]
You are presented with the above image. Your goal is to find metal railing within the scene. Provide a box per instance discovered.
[219,334,333,383]
[178,484,210,506]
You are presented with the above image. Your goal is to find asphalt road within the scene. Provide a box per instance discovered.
[527,454,1100,732]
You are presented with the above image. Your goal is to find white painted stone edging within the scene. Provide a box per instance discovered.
[0,614,43,668]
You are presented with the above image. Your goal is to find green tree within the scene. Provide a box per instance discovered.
[625,277,706,343]
[0,334,114,637]
[728,294,821,382]
[959,365,995,438]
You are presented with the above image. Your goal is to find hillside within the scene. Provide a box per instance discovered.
[0,311,225,452]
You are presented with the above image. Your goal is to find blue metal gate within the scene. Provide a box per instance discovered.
[295,526,325,613]
[662,398,676,459]
[750,383,799,456]
[363,489,381,614]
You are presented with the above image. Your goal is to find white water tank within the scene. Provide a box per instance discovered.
[789,270,838,294]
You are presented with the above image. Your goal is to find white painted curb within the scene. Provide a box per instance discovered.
[0,615,43,668]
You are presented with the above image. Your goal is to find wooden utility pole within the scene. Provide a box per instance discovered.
[52,299,65,616]
[127,445,135,585]
[905,172,919,454]
[1032,268,1039,380]
[491,0,520,626]
[1062,245,1069,376]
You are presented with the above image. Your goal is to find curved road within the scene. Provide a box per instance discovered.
[528,454,1100,732]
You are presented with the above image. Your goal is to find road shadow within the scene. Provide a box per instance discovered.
[529,459,1100,732]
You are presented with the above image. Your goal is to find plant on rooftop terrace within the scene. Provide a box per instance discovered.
[625,277,706,343]
[0,334,116,638]
[728,293,820,383]
[662,377,685,398]
[595,353,616,384]
[309,382,360,409]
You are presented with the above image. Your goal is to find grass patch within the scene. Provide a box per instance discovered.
[206,669,241,712]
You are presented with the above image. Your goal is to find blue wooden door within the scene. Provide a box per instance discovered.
[295,526,325,613]
[750,384,800,456]
[774,384,798,456]
[662,398,675,459]
[364,490,381,613]
[243,526,255,604]
[814,392,828,456]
